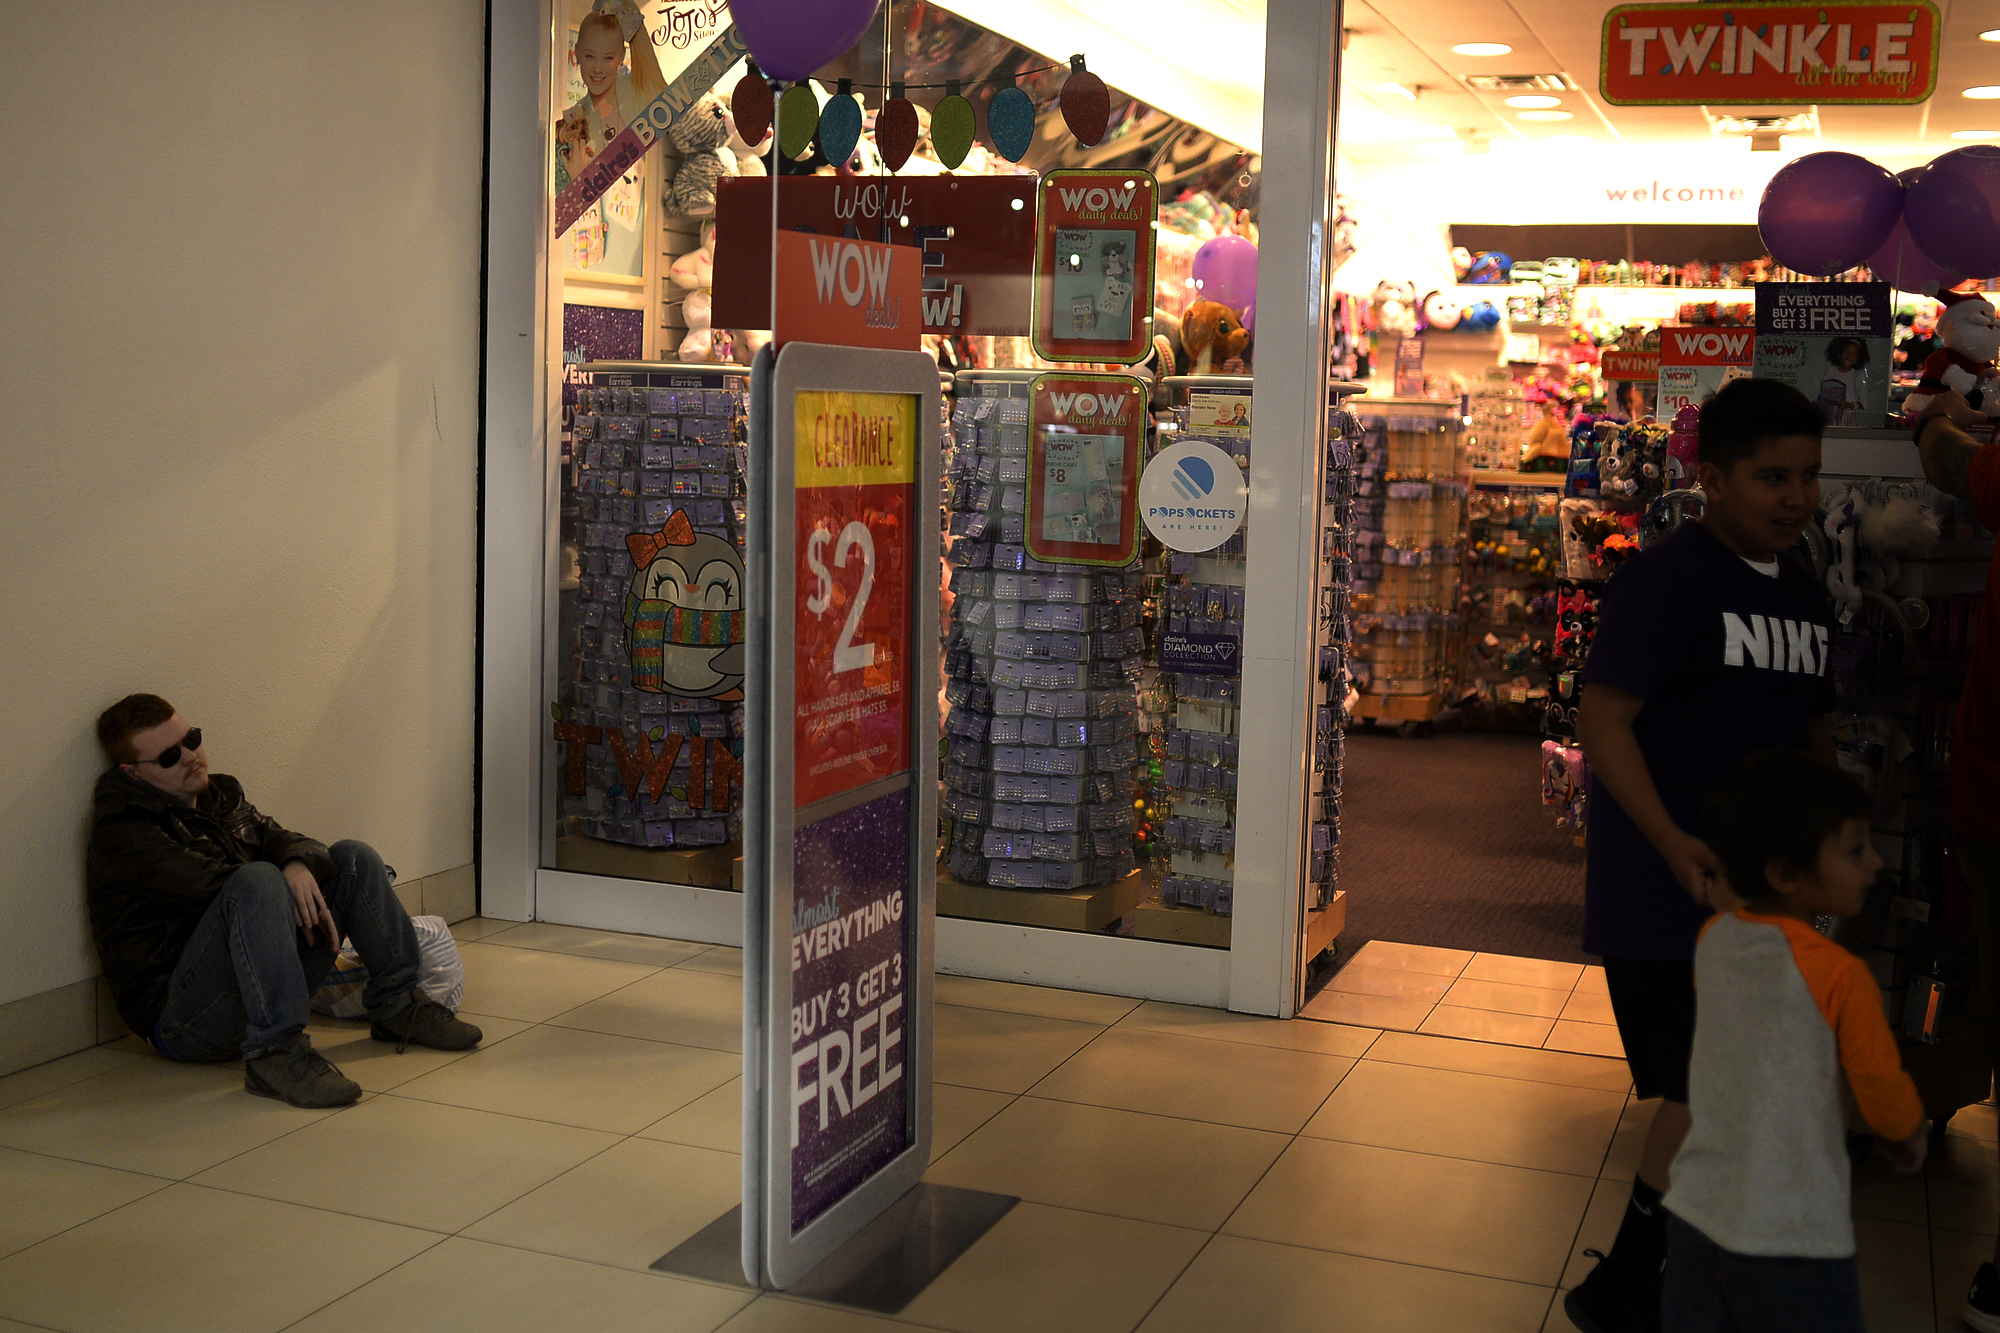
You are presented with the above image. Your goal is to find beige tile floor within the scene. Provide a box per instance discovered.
[0,922,1980,1333]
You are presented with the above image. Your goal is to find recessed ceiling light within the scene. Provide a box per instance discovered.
[1954,129,2000,139]
[1517,109,1574,121]
[1506,94,1562,108]
[1966,86,2000,99]
[1982,28,2000,41]
[1381,82,1418,100]
[1453,42,1513,56]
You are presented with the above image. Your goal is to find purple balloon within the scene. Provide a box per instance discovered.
[1757,151,1905,276]
[1905,145,2000,280]
[731,0,880,82]
[1191,235,1258,312]
[1868,168,1966,295]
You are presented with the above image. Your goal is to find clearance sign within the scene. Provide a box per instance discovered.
[1601,2,1941,105]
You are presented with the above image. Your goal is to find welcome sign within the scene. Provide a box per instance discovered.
[1601,2,1941,106]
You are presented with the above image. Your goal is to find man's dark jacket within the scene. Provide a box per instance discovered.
[87,770,333,1039]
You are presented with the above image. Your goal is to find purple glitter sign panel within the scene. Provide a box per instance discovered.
[789,786,911,1233]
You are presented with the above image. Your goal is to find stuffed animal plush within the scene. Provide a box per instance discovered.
[1370,280,1417,337]
[665,93,736,216]
[1181,300,1250,374]
[1906,290,2000,417]
[1421,291,1461,331]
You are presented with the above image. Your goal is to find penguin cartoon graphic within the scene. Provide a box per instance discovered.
[622,511,746,699]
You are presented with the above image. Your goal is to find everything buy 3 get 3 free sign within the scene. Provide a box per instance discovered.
[1600,3,1941,106]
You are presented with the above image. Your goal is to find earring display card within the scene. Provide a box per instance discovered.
[1026,374,1145,567]
[1030,170,1157,364]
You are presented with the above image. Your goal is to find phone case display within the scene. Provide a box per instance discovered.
[553,363,749,853]
[1145,378,1253,918]
[1468,375,1528,472]
[1308,401,1366,911]
[1545,579,1601,741]
[1460,481,1563,727]
[940,372,1145,891]
[1348,402,1467,724]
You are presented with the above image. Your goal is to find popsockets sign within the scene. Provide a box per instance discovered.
[1025,373,1146,566]
[1139,440,1247,554]
[1031,170,1158,364]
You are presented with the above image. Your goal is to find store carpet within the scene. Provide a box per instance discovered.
[1331,725,1591,969]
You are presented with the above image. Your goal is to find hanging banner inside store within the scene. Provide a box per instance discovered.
[773,232,922,351]
[554,23,750,236]
[792,389,917,806]
[1031,170,1159,364]
[1025,374,1146,566]
[1600,350,1660,381]
[1753,282,1892,426]
[1600,2,1941,106]
[713,177,1037,336]
[1138,439,1247,555]
[743,342,939,1289]
[1655,326,1753,419]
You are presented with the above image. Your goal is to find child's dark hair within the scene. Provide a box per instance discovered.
[1824,337,1869,369]
[1698,377,1825,470]
[1704,749,1872,904]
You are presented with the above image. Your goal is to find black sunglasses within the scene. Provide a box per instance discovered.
[135,727,202,769]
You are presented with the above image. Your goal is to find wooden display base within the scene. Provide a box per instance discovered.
[935,868,1142,933]
[1133,897,1231,949]
[554,835,738,889]
[1305,890,1346,960]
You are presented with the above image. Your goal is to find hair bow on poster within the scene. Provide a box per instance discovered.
[626,510,698,566]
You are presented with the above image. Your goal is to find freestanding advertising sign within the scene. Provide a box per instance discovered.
[742,341,941,1290]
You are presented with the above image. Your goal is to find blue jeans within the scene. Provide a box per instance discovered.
[1663,1213,1863,1333]
[154,840,420,1061]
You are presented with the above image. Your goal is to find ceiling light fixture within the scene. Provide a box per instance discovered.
[1966,86,2000,99]
[1506,94,1561,108]
[1982,28,2000,41]
[1518,110,1573,121]
[1452,42,1513,56]
[1381,81,1419,100]
[1954,129,2000,139]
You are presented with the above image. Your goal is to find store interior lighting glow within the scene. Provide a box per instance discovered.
[1380,82,1418,100]
[1982,28,2000,41]
[928,0,1266,149]
[1953,129,2000,140]
[1546,134,1593,145]
[1452,43,1513,56]
[1965,86,2000,100]
[1505,95,1562,108]
[1517,110,1573,121]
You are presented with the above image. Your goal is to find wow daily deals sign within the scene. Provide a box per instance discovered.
[714,177,1036,337]
[774,233,922,351]
[1600,3,1941,106]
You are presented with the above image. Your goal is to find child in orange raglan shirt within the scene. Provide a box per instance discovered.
[1661,750,1928,1332]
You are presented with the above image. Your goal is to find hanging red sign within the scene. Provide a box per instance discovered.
[1600,350,1661,380]
[1031,170,1159,365]
[713,177,1036,338]
[773,233,923,352]
[1600,2,1941,106]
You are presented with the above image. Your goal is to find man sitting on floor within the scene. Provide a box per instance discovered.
[86,694,480,1108]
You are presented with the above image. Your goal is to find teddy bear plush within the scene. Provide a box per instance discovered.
[665,92,735,217]
[1181,299,1249,374]
[1906,290,2000,417]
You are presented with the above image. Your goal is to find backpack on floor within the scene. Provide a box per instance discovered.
[310,915,466,1019]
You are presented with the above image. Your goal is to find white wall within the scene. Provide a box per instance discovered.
[0,1,487,1006]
